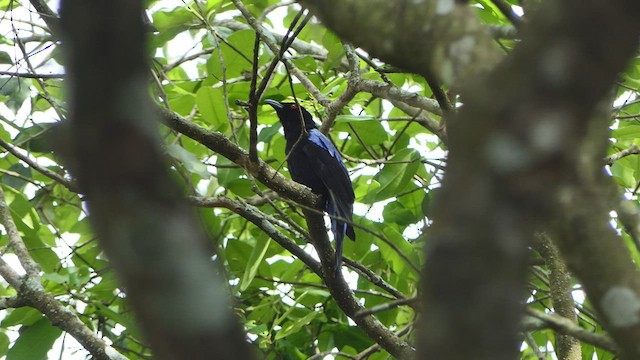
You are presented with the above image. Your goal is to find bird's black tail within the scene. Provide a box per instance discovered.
[328,191,354,277]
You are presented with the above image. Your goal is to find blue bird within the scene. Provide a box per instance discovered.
[265,99,355,274]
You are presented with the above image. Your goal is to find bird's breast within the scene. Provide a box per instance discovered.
[286,143,328,196]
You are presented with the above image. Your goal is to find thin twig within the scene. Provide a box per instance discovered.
[0,138,80,192]
[605,144,640,165]
[525,308,617,353]
[0,70,63,78]
[355,297,419,318]
[319,43,359,134]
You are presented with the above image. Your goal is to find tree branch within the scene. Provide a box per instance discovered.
[189,195,410,302]
[525,308,617,354]
[535,234,581,359]
[318,43,359,133]
[0,187,41,277]
[0,71,64,79]
[302,208,415,358]
[187,195,323,275]
[297,0,501,87]
[354,78,442,116]
[60,1,254,358]
[160,107,318,206]
[28,0,60,35]
[605,144,640,165]
[0,138,80,193]
[0,186,126,360]
[0,296,26,310]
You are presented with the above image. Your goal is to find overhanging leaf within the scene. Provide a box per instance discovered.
[335,115,388,146]
[370,148,421,201]
[275,311,319,340]
[195,87,228,128]
[166,143,211,178]
[7,318,61,360]
[240,235,271,291]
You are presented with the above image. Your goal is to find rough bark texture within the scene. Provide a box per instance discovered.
[59,1,253,359]
[297,0,501,87]
[295,0,640,358]
[536,235,581,360]
[302,209,415,359]
[554,106,640,359]
[418,0,640,357]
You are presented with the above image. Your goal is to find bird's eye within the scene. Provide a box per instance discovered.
[289,104,298,110]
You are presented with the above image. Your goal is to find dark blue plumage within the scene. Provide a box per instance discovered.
[265,100,355,274]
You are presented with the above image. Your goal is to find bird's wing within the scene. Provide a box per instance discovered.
[303,130,355,239]
[304,129,354,206]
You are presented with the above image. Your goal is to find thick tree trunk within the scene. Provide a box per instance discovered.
[59,1,253,359]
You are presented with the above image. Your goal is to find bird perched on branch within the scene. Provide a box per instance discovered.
[265,99,355,275]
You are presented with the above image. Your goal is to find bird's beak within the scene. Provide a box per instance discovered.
[264,99,284,110]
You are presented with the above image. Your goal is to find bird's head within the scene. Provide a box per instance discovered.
[265,99,317,132]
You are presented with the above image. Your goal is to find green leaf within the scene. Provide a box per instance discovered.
[321,77,346,96]
[206,30,255,79]
[0,51,12,64]
[274,291,309,327]
[167,143,211,178]
[0,77,30,113]
[322,30,344,68]
[0,331,10,356]
[317,330,335,352]
[36,226,56,247]
[165,84,196,116]
[275,311,318,340]
[240,235,271,291]
[216,157,244,187]
[246,322,269,336]
[377,224,417,277]
[4,186,40,234]
[291,55,318,72]
[151,6,196,46]
[89,273,119,300]
[7,318,62,360]
[28,247,59,273]
[383,200,418,226]
[258,124,281,143]
[195,87,228,128]
[226,236,254,275]
[331,324,375,351]
[388,189,426,226]
[369,148,421,201]
[0,0,14,12]
[1,307,42,328]
[422,188,438,217]
[611,159,636,189]
[227,178,254,197]
[206,0,223,12]
[335,114,376,122]
[94,303,140,338]
[42,272,69,284]
[12,122,58,153]
[1,163,31,190]
[612,125,640,141]
[153,6,196,31]
[354,176,379,204]
[334,115,388,146]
